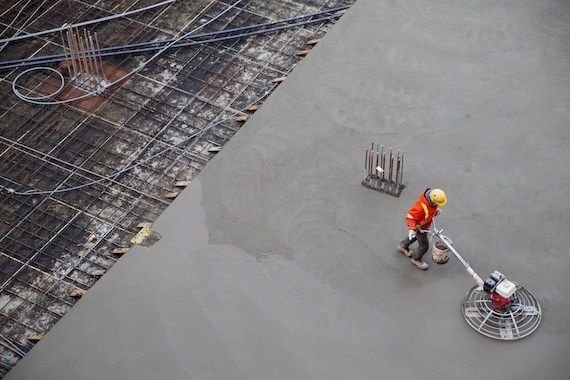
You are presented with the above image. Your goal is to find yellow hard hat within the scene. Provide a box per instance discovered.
[429,188,447,207]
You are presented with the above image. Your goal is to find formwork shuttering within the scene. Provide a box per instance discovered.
[0,0,355,376]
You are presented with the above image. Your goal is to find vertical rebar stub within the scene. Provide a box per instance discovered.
[362,141,405,197]
[61,26,108,91]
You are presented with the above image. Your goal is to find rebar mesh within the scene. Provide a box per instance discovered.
[0,0,355,376]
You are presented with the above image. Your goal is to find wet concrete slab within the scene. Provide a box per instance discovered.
[7,0,570,379]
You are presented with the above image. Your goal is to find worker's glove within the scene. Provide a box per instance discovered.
[408,229,417,241]
[436,209,443,216]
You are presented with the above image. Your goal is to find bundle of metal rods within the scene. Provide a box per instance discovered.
[61,27,107,82]
[362,142,405,197]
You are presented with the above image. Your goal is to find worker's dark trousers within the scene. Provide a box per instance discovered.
[400,230,429,260]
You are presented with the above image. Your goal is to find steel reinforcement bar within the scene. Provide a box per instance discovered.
[0,5,348,71]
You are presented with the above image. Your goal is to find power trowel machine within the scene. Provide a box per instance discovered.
[426,223,542,341]
[362,142,541,340]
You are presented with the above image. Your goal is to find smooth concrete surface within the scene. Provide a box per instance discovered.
[8,0,570,379]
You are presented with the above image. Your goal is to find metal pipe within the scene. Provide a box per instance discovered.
[11,0,247,105]
[380,145,384,180]
[373,147,376,177]
[68,29,78,75]
[88,33,101,78]
[77,29,88,77]
[59,28,71,77]
[66,29,73,78]
[84,30,94,77]
[389,147,393,183]
[0,9,347,71]
[88,32,101,79]
[390,152,396,187]
[395,151,400,188]
[0,0,176,45]
[370,145,375,178]
[71,30,84,77]
[400,152,404,185]
[369,145,372,177]
[365,148,369,177]
[83,29,93,76]
[94,32,106,80]
[369,148,373,177]
[366,145,370,177]
[372,148,376,177]
[66,29,78,79]
[82,30,92,77]
[369,146,374,177]
[75,29,85,77]
[375,142,379,178]
[0,4,348,66]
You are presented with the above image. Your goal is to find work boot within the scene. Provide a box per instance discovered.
[411,258,429,270]
[397,243,411,257]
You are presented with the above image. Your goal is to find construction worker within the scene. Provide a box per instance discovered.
[398,188,447,270]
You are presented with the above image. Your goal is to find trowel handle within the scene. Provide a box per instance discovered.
[466,267,485,291]
[431,229,485,291]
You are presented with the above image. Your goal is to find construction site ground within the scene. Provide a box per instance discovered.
[7,0,570,379]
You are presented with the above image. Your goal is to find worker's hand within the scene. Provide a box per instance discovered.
[436,209,443,216]
[408,229,417,241]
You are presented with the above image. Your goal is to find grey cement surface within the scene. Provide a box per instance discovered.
[7,0,570,379]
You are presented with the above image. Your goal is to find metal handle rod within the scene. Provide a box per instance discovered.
[429,226,485,290]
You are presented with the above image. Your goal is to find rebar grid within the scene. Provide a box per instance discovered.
[0,0,355,376]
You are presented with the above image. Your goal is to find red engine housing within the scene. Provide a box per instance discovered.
[491,292,512,310]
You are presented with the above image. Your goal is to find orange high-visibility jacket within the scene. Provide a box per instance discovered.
[405,189,438,231]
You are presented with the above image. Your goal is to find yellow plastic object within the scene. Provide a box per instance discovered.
[131,226,152,245]
[429,188,447,207]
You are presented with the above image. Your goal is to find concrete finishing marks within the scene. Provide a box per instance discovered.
[7,0,570,379]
